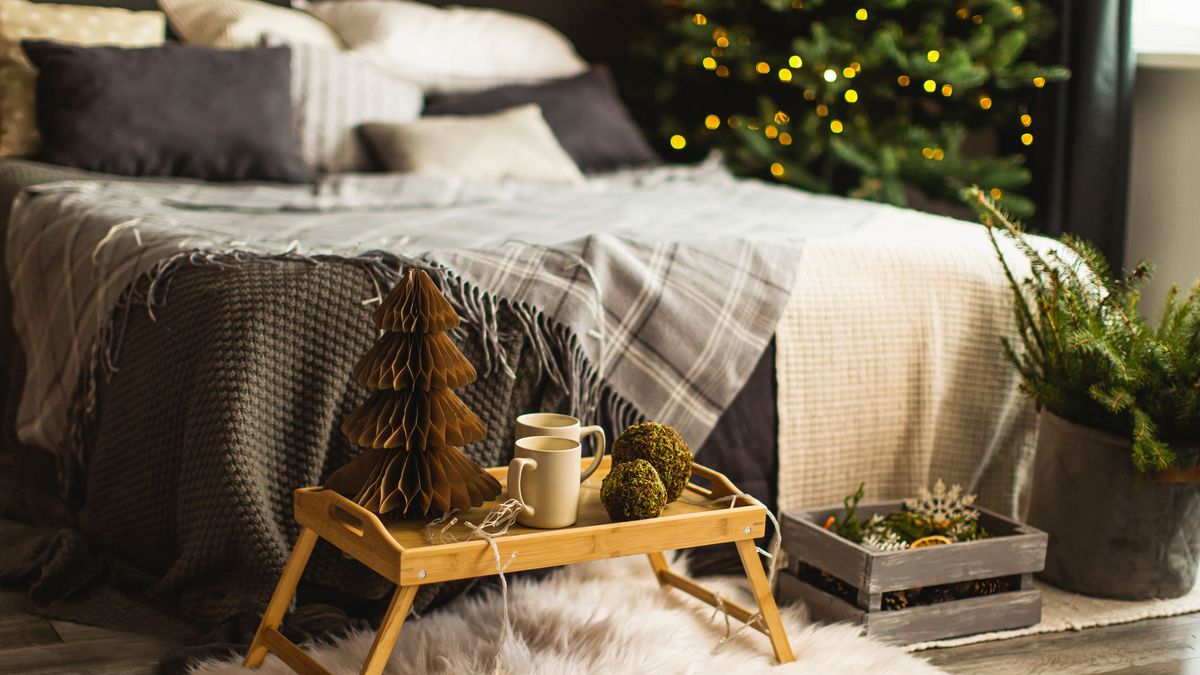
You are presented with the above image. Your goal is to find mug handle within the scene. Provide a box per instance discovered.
[579,425,607,482]
[508,457,537,517]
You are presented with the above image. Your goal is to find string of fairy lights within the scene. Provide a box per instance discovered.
[669,3,1050,196]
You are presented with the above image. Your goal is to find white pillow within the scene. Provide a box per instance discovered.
[287,42,423,173]
[360,104,584,184]
[303,0,586,94]
[159,0,342,48]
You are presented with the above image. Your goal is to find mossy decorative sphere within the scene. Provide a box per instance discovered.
[601,459,667,522]
[611,422,692,502]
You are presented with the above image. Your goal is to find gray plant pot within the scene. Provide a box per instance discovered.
[1027,411,1200,599]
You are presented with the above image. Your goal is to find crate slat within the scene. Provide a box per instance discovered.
[779,572,1043,644]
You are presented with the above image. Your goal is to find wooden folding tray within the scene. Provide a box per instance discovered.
[245,456,794,674]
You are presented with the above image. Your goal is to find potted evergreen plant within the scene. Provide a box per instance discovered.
[968,187,1200,600]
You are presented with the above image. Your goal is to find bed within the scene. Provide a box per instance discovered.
[0,0,1039,650]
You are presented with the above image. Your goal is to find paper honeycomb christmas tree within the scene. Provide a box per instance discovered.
[324,268,502,517]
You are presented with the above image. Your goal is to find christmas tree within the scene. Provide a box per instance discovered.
[325,269,502,517]
[652,0,1069,217]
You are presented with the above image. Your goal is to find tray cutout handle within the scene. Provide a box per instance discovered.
[329,502,366,538]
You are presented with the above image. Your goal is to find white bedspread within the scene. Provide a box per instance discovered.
[777,209,1037,515]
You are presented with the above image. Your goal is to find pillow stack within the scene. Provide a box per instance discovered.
[11,0,660,183]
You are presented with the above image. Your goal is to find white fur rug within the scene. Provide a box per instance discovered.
[190,556,942,674]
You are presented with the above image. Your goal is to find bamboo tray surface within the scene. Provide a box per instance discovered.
[384,458,746,549]
[295,456,766,586]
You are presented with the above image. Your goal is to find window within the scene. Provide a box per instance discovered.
[1133,0,1200,54]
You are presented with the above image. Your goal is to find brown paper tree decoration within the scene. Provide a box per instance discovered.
[324,268,502,517]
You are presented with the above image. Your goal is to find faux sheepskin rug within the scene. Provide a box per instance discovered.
[190,556,942,674]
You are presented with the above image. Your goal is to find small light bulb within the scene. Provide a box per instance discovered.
[705,114,721,130]
[770,162,785,177]
[855,8,868,20]
[979,96,993,109]
[941,83,953,96]
[991,188,1003,200]
[693,13,707,25]
[843,66,856,78]
[1021,133,1034,145]
[897,75,911,86]
[844,89,858,103]
[789,55,803,68]
[830,119,844,133]
[923,79,937,93]
[823,69,837,82]
[756,61,771,74]
[1020,113,1032,127]
[670,134,687,150]
[702,57,717,70]
[765,125,779,139]
[815,104,829,117]
[927,50,940,62]
[1033,76,1046,88]
[779,132,793,145]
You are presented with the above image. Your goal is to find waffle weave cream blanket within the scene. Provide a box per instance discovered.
[776,209,1040,516]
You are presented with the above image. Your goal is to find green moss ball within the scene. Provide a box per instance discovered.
[611,422,692,502]
[601,459,667,522]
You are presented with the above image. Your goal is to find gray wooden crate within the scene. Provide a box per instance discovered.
[778,501,1048,644]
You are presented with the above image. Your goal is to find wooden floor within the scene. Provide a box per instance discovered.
[2,584,1199,674]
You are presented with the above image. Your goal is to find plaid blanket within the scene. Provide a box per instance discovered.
[7,162,853,486]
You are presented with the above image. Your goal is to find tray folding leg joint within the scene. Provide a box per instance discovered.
[645,541,795,664]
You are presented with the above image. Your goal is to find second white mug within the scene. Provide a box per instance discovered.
[514,412,606,475]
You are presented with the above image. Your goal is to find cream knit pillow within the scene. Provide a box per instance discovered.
[0,0,165,157]
[360,104,584,184]
[304,0,586,94]
[159,0,341,49]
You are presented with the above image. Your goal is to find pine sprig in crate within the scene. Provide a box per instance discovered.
[779,483,1047,644]
[829,481,988,551]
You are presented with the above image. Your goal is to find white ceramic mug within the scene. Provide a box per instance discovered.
[515,412,606,463]
[508,435,606,528]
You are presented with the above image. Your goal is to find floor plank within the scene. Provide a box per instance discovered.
[0,589,168,674]
[925,612,1200,674]
[0,590,60,651]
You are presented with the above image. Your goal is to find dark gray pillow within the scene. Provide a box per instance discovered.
[23,41,312,183]
[423,66,658,174]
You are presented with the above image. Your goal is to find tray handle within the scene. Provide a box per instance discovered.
[294,488,402,557]
[688,463,751,504]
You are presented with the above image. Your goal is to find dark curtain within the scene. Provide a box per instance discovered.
[1029,0,1136,265]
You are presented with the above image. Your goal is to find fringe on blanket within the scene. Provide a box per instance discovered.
[59,249,643,497]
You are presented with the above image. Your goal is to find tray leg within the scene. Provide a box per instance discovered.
[360,584,418,675]
[245,527,319,669]
[735,538,795,664]
[647,551,670,583]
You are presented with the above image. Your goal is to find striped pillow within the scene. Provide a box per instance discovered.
[287,43,423,173]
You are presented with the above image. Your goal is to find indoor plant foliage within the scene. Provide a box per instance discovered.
[968,187,1200,473]
[969,186,1200,599]
[654,0,1069,216]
